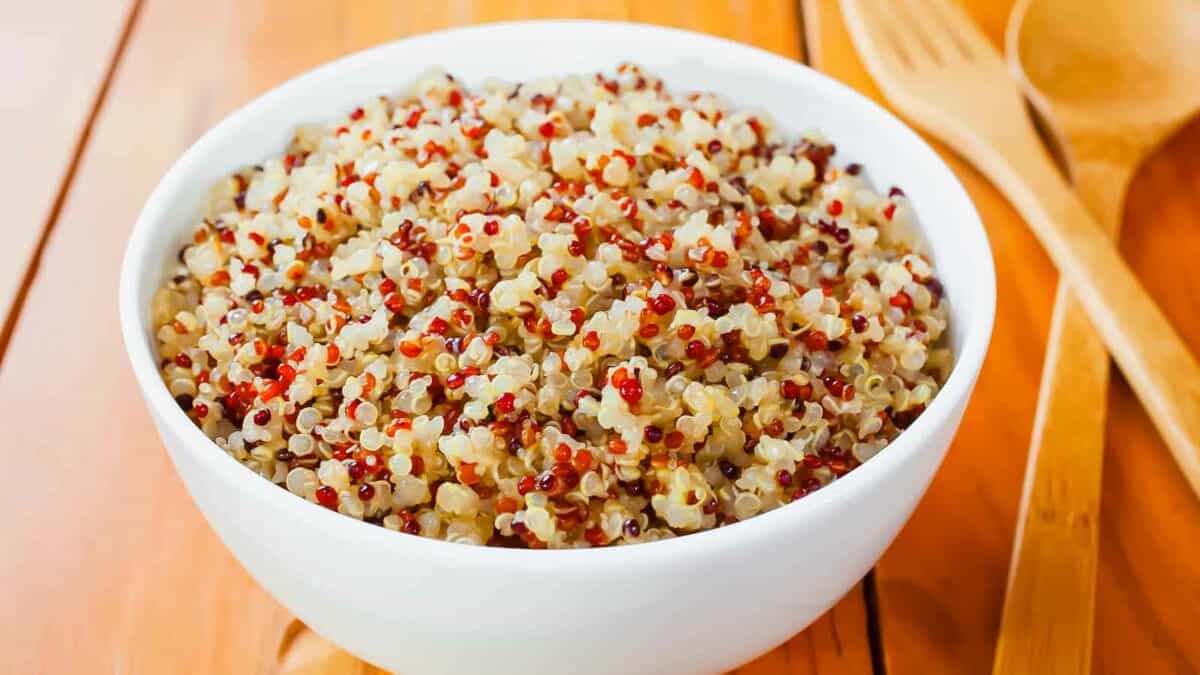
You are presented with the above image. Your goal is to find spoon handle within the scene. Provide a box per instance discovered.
[992,151,1132,675]
[979,136,1200,498]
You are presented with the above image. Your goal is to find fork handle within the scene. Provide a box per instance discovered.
[994,281,1106,675]
[980,135,1200,498]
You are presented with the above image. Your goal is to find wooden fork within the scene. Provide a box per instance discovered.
[838,0,1200,497]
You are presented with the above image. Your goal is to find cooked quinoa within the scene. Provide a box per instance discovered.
[153,64,951,548]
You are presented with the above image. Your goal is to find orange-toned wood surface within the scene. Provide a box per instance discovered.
[3,0,1197,673]
[808,1,1200,674]
[0,0,135,346]
[0,1,871,674]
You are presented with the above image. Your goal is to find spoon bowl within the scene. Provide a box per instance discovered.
[1010,0,1200,174]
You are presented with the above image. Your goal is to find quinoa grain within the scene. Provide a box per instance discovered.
[153,65,951,548]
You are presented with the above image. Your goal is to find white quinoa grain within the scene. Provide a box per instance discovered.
[154,64,951,548]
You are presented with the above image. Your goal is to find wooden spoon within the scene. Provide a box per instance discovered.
[993,1,1200,673]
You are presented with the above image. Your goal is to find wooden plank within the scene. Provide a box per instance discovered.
[0,1,345,673]
[1095,121,1200,675]
[0,0,135,349]
[806,0,1200,673]
[0,1,870,673]
[630,0,804,59]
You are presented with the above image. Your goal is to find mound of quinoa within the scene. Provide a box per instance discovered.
[153,64,951,548]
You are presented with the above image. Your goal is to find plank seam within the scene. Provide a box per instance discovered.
[795,0,811,65]
[0,0,145,366]
[864,570,888,675]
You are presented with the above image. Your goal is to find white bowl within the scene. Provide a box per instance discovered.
[120,20,994,675]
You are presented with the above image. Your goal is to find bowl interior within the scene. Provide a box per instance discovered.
[120,20,995,560]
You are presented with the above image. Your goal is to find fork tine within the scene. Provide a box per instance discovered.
[840,0,912,70]
[904,0,973,60]
[844,0,937,69]
[910,0,1000,61]
[878,0,949,65]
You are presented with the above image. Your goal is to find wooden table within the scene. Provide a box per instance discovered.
[3,1,1197,672]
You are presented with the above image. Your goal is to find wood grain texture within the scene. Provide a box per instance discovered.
[808,0,1200,673]
[0,0,136,350]
[0,1,872,673]
[0,0,344,672]
[1096,121,1200,675]
[988,137,1200,503]
[993,278,1106,675]
[993,1,1200,669]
